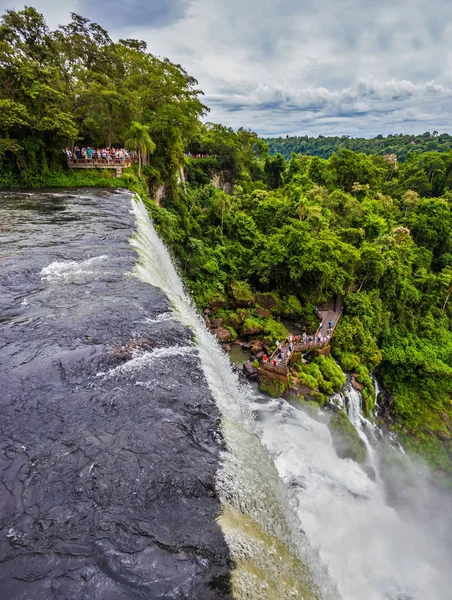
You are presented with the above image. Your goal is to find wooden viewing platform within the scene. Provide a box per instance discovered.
[68,158,132,178]
[262,296,343,377]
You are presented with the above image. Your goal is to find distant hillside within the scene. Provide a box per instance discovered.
[265,132,452,162]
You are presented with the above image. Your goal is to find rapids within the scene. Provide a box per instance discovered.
[1,189,451,599]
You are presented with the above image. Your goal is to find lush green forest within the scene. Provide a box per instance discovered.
[0,7,207,189]
[266,133,452,162]
[150,134,452,474]
[1,8,452,475]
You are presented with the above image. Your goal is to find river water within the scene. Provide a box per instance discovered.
[1,189,451,599]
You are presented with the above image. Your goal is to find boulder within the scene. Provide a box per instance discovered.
[257,371,286,398]
[251,342,263,355]
[211,317,223,329]
[236,309,250,323]
[351,374,364,392]
[223,344,231,353]
[255,292,280,310]
[243,360,257,379]
[240,318,263,336]
[230,281,254,308]
[215,327,232,343]
[225,314,241,330]
[256,307,270,318]
[209,297,227,310]
[203,308,211,316]
[255,351,264,360]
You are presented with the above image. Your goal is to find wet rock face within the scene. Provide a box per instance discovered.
[0,190,232,600]
[328,411,367,464]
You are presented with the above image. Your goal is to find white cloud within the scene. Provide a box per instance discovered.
[2,0,452,136]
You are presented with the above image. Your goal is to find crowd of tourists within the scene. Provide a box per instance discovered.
[263,319,336,367]
[64,147,136,162]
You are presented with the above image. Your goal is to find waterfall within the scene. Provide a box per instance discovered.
[130,197,338,600]
[130,196,452,600]
[344,385,379,473]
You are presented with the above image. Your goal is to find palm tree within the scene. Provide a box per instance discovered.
[124,121,156,177]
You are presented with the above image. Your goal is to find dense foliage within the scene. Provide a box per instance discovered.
[266,132,452,162]
[0,7,207,187]
[1,8,451,474]
[150,140,452,474]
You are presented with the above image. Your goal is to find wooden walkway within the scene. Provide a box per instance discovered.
[262,296,343,376]
[68,158,132,177]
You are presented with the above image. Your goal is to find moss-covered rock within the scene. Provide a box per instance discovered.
[309,391,329,407]
[262,318,289,344]
[207,291,227,310]
[241,317,263,336]
[255,291,281,312]
[291,351,303,366]
[225,313,241,331]
[328,410,367,464]
[236,308,251,323]
[230,280,254,307]
[298,400,321,420]
[258,373,286,398]
[224,325,238,341]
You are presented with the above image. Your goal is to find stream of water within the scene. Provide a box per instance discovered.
[1,189,451,599]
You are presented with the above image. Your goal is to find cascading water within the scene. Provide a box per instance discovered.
[130,196,452,600]
[130,197,339,599]
[1,189,451,600]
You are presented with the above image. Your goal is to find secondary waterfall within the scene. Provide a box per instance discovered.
[131,196,452,600]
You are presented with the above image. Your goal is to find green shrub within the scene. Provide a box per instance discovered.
[314,355,346,391]
[230,280,254,305]
[338,352,361,372]
[262,318,290,344]
[281,294,303,317]
[241,317,262,335]
[298,371,319,390]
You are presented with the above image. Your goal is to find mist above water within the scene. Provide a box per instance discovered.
[130,196,452,600]
[1,189,450,600]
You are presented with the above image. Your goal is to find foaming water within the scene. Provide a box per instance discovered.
[252,392,452,600]
[98,345,193,377]
[131,196,452,600]
[130,197,338,599]
[41,255,109,282]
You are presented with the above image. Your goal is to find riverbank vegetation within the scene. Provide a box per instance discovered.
[1,8,451,475]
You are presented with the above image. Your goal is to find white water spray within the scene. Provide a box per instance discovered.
[130,197,338,599]
[130,196,451,600]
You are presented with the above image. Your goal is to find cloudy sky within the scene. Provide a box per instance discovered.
[2,0,452,137]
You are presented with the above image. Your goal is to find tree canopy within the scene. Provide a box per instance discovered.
[0,7,208,187]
